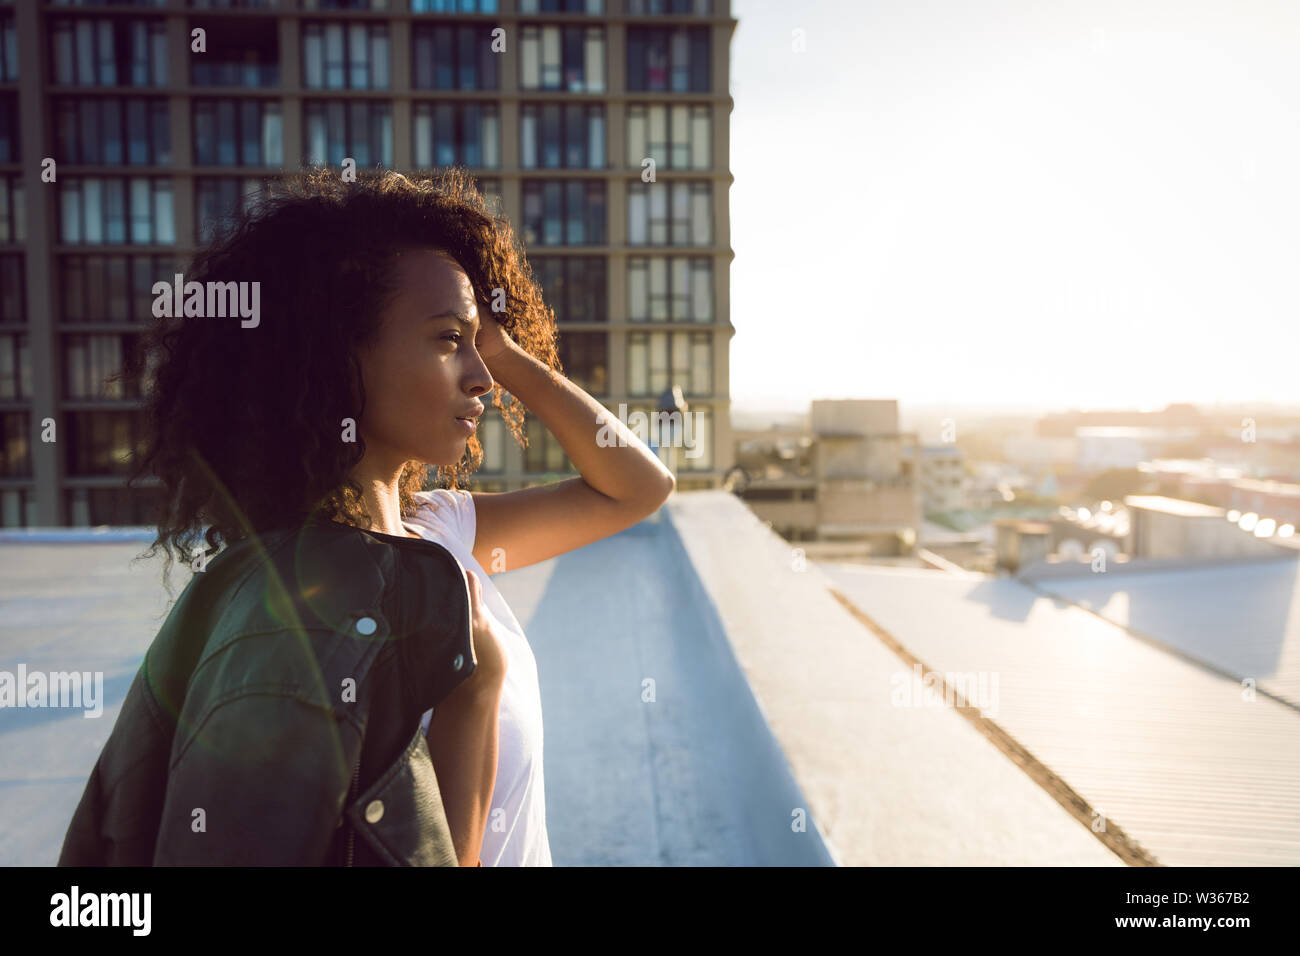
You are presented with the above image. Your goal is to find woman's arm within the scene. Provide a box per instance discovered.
[467,318,676,573]
[425,569,506,866]
[425,686,502,867]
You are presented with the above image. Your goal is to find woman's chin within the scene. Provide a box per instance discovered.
[421,441,470,468]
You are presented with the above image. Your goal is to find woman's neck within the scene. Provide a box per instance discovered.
[350,468,410,537]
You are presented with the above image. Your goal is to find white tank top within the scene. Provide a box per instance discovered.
[404,488,553,867]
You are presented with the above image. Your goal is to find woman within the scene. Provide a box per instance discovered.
[88,167,674,866]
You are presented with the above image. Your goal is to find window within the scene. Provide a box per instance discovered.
[524,415,574,474]
[412,102,499,169]
[50,17,168,86]
[527,256,605,322]
[58,177,174,245]
[64,333,145,400]
[301,0,385,9]
[66,486,161,528]
[679,406,712,470]
[193,99,283,166]
[519,25,604,92]
[65,410,146,477]
[60,254,176,323]
[411,0,498,10]
[412,23,499,91]
[519,0,601,12]
[55,98,170,166]
[0,332,29,400]
[628,256,711,322]
[0,254,23,324]
[195,177,274,245]
[0,486,36,529]
[474,409,505,472]
[627,0,711,13]
[0,411,30,478]
[521,180,605,246]
[189,1,278,8]
[627,329,711,395]
[474,176,502,216]
[0,176,24,243]
[557,331,606,394]
[622,401,712,471]
[627,103,710,171]
[626,26,709,92]
[190,17,279,87]
[302,22,390,90]
[521,103,604,169]
[626,181,711,246]
[303,100,393,168]
[0,13,16,82]
[0,94,18,163]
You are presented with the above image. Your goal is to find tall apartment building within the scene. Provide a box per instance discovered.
[0,0,735,527]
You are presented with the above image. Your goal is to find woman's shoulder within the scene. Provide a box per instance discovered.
[409,488,475,537]
[412,487,473,510]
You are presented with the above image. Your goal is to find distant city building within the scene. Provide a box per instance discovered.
[1035,402,1207,437]
[733,398,920,556]
[1225,478,1300,528]
[901,442,966,516]
[1075,427,1152,471]
[965,461,1017,509]
[1002,435,1077,470]
[1125,495,1297,560]
[993,518,1052,572]
[1203,436,1300,485]
[1141,463,1300,530]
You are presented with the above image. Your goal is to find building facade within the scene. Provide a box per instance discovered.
[735,398,921,556]
[0,0,736,527]
[902,441,965,517]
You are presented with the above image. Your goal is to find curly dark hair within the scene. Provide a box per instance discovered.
[121,166,561,596]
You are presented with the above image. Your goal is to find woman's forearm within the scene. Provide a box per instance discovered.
[486,342,674,505]
[425,688,501,866]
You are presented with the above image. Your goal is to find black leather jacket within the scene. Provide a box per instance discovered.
[57,511,476,866]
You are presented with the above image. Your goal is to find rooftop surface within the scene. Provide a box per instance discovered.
[8,490,1274,866]
[823,559,1300,865]
[0,506,827,866]
[1029,556,1300,711]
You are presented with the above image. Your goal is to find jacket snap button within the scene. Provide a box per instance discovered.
[452,653,464,671]
[365,800,384,823]
[356,617,377,636]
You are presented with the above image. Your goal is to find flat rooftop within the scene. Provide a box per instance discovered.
[15,491,1278,866]
[824,559,1300,865]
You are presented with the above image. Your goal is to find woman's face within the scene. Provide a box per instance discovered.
[355,247,494,470]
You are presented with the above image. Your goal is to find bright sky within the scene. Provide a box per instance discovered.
[728,0,1300,412]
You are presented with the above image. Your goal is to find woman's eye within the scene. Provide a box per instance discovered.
[443,333,462,343]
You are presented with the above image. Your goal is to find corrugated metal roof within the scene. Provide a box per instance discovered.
[824,563,1300,866]
[1036,557,1300,710]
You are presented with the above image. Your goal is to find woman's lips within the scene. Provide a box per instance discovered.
[455,417,476,434]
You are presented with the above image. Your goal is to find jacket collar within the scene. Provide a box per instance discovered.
[197,513,475,719]
[298,512,477,713]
